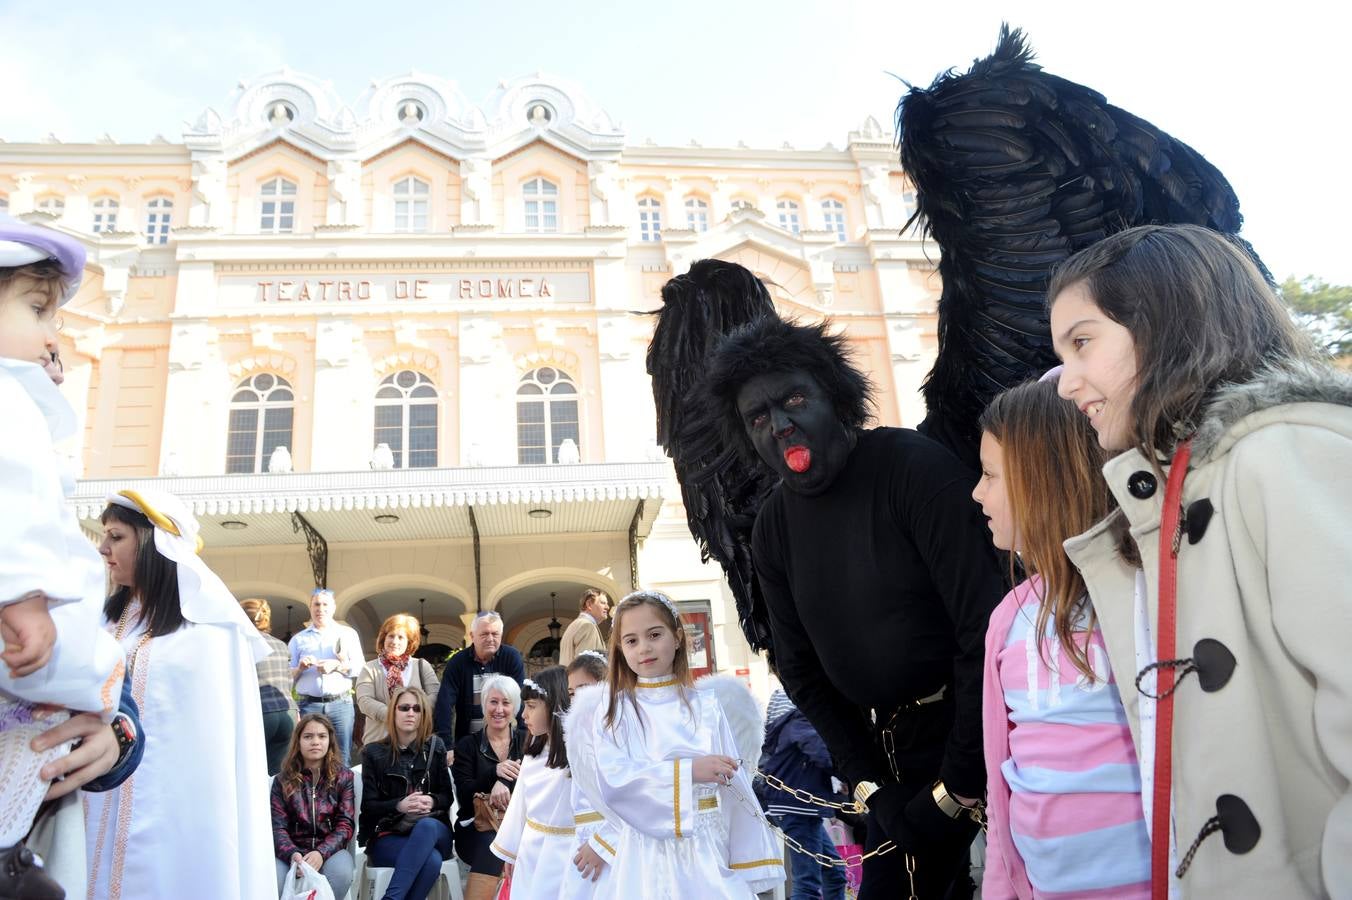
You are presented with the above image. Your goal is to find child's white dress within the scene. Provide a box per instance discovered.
[0,360,124,847]
[569,676,783,900]
[490,748,577,900]
[557,776,618,900]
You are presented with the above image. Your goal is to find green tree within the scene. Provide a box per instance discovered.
[1279,276,1352,358]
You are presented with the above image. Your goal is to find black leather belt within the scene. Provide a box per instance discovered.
[301,693,347,703]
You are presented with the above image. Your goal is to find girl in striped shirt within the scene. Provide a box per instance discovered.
[972,378,1150,899]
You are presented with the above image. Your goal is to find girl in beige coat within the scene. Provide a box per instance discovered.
[356,614,441,747]
[1047,224,1352,899]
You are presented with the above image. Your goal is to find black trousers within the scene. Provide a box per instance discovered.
[262,708,295,776]
[857,697,976,900]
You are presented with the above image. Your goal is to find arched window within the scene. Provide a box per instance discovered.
[637,196,662,242]
[145,196,173,245]
[374,370,438,468]
[523,177,558,234]
[776,198,800,235]
[516,367,579,465]
[393,176,429,233]
[821,198,846,242]
[92,197,119,233]
[684,196,709,232]
[259,177,297,234]
[36,195,64,217]
[226,373,294,474]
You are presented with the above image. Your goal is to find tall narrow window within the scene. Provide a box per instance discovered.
[259,177,297,234]
[145,197,173,245]
[226,373,294,474]
[637,196,662,242]
[821,198,846,242]
[523,177,558,233]
[776,199,800,235]
[36,196,64,217]
[684,196,709,232]
[374,370,438,468]
[393,176,429,233]
[516,367,579,465]
[92,197,119,233]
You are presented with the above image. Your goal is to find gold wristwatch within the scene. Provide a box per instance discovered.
[853,780,881,808]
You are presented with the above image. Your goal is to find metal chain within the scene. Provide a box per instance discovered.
[752,771,867,814]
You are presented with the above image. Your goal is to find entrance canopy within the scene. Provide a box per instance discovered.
[71,461,667,546]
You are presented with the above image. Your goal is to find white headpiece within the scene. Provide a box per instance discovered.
[105,488,269,661]
[577,649,607,664]
[522,677,548,699]
[623,589,682,624]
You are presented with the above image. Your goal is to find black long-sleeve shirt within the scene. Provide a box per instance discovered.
[751,426,1004,798]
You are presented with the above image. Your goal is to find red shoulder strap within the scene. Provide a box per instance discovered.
[1151,440,1192,899]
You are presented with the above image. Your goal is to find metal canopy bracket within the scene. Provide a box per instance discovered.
[290,511,328,589]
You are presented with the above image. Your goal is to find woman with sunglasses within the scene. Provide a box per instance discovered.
[358,686,454,900]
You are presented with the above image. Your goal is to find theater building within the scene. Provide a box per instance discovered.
[0,70,938,685]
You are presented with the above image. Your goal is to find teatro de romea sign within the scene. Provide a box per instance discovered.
[217,272,592,306]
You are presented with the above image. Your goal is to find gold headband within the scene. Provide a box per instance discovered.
[117,489,205,554]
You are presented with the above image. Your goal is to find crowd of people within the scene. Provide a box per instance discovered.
[2,182,1350,900]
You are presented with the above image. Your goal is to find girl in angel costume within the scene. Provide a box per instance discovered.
[566,591,783,900]
[489,666,575,899]
[560,650,618,899]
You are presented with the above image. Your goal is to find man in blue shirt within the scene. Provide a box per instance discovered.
[432,611,524,765]
[288,588,364,763]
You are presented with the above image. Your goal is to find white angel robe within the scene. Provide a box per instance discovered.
[83,597,275,899]
[0,361,124,850]
[557,776,619,900]
[489,748,577,900]
[584,676,783,900]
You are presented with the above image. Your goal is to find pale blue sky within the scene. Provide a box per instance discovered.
[2,0,1347,282]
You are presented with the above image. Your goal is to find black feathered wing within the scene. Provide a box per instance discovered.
[898,24,1261,466]
[645,270,780,656]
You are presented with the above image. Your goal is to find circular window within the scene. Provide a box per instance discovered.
[399,100,426,124]
[526,103,553,126]
[266,101,296,126]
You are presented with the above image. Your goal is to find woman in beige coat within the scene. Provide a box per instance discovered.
[1048,224,1352,899]
[356,614,441,746]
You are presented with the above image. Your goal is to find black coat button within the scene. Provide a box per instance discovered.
[1127,470,1157,499]
[1186,499,1214,544]
[1194,639,1236,692]
[1216,794,1261,854]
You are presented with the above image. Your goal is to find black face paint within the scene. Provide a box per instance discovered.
[735,370,856,496]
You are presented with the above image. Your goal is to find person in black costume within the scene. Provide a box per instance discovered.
[705,316,1005,899]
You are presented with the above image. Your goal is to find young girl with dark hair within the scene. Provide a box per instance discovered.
[1048,223,1351,897]
[270,713,355,898]
[974,380,1149,898]
[491,666,576,900]
[567,591,782,900]
[86,489,275,899]
[561,651,618,898]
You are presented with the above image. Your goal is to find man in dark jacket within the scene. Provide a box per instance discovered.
[432,611,525,763]
[757,689,847,900]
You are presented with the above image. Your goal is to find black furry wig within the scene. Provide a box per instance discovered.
[703,316,875,463]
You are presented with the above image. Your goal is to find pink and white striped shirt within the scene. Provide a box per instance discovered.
[982,578,1150,899]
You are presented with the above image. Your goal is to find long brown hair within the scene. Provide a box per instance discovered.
[604,591,694,731]
[279,713,344,799]
[383,686,434,756]
[980,380,1112,680]
[1048,224,1315,470]
[100,504,185,638]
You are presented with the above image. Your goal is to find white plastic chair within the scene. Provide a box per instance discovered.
[352,763,464,900]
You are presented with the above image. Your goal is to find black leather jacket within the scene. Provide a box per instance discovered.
[451,726,526,830]
[357,735,452,847]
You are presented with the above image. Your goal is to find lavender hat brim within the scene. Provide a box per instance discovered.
[0,212,86,303]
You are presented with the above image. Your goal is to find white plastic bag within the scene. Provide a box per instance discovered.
[282,858,336,900]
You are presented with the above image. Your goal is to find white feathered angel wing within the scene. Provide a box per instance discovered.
[563,682,616,821]
[695,673,764,763]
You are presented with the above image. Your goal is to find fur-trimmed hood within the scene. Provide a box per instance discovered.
[1192,359,1352,461]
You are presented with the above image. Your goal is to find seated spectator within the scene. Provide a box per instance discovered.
[359,686,454,900]
[242,597,298,774]
[451,674,525,900]
[356,613,441,748]
[270,713,356,900]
